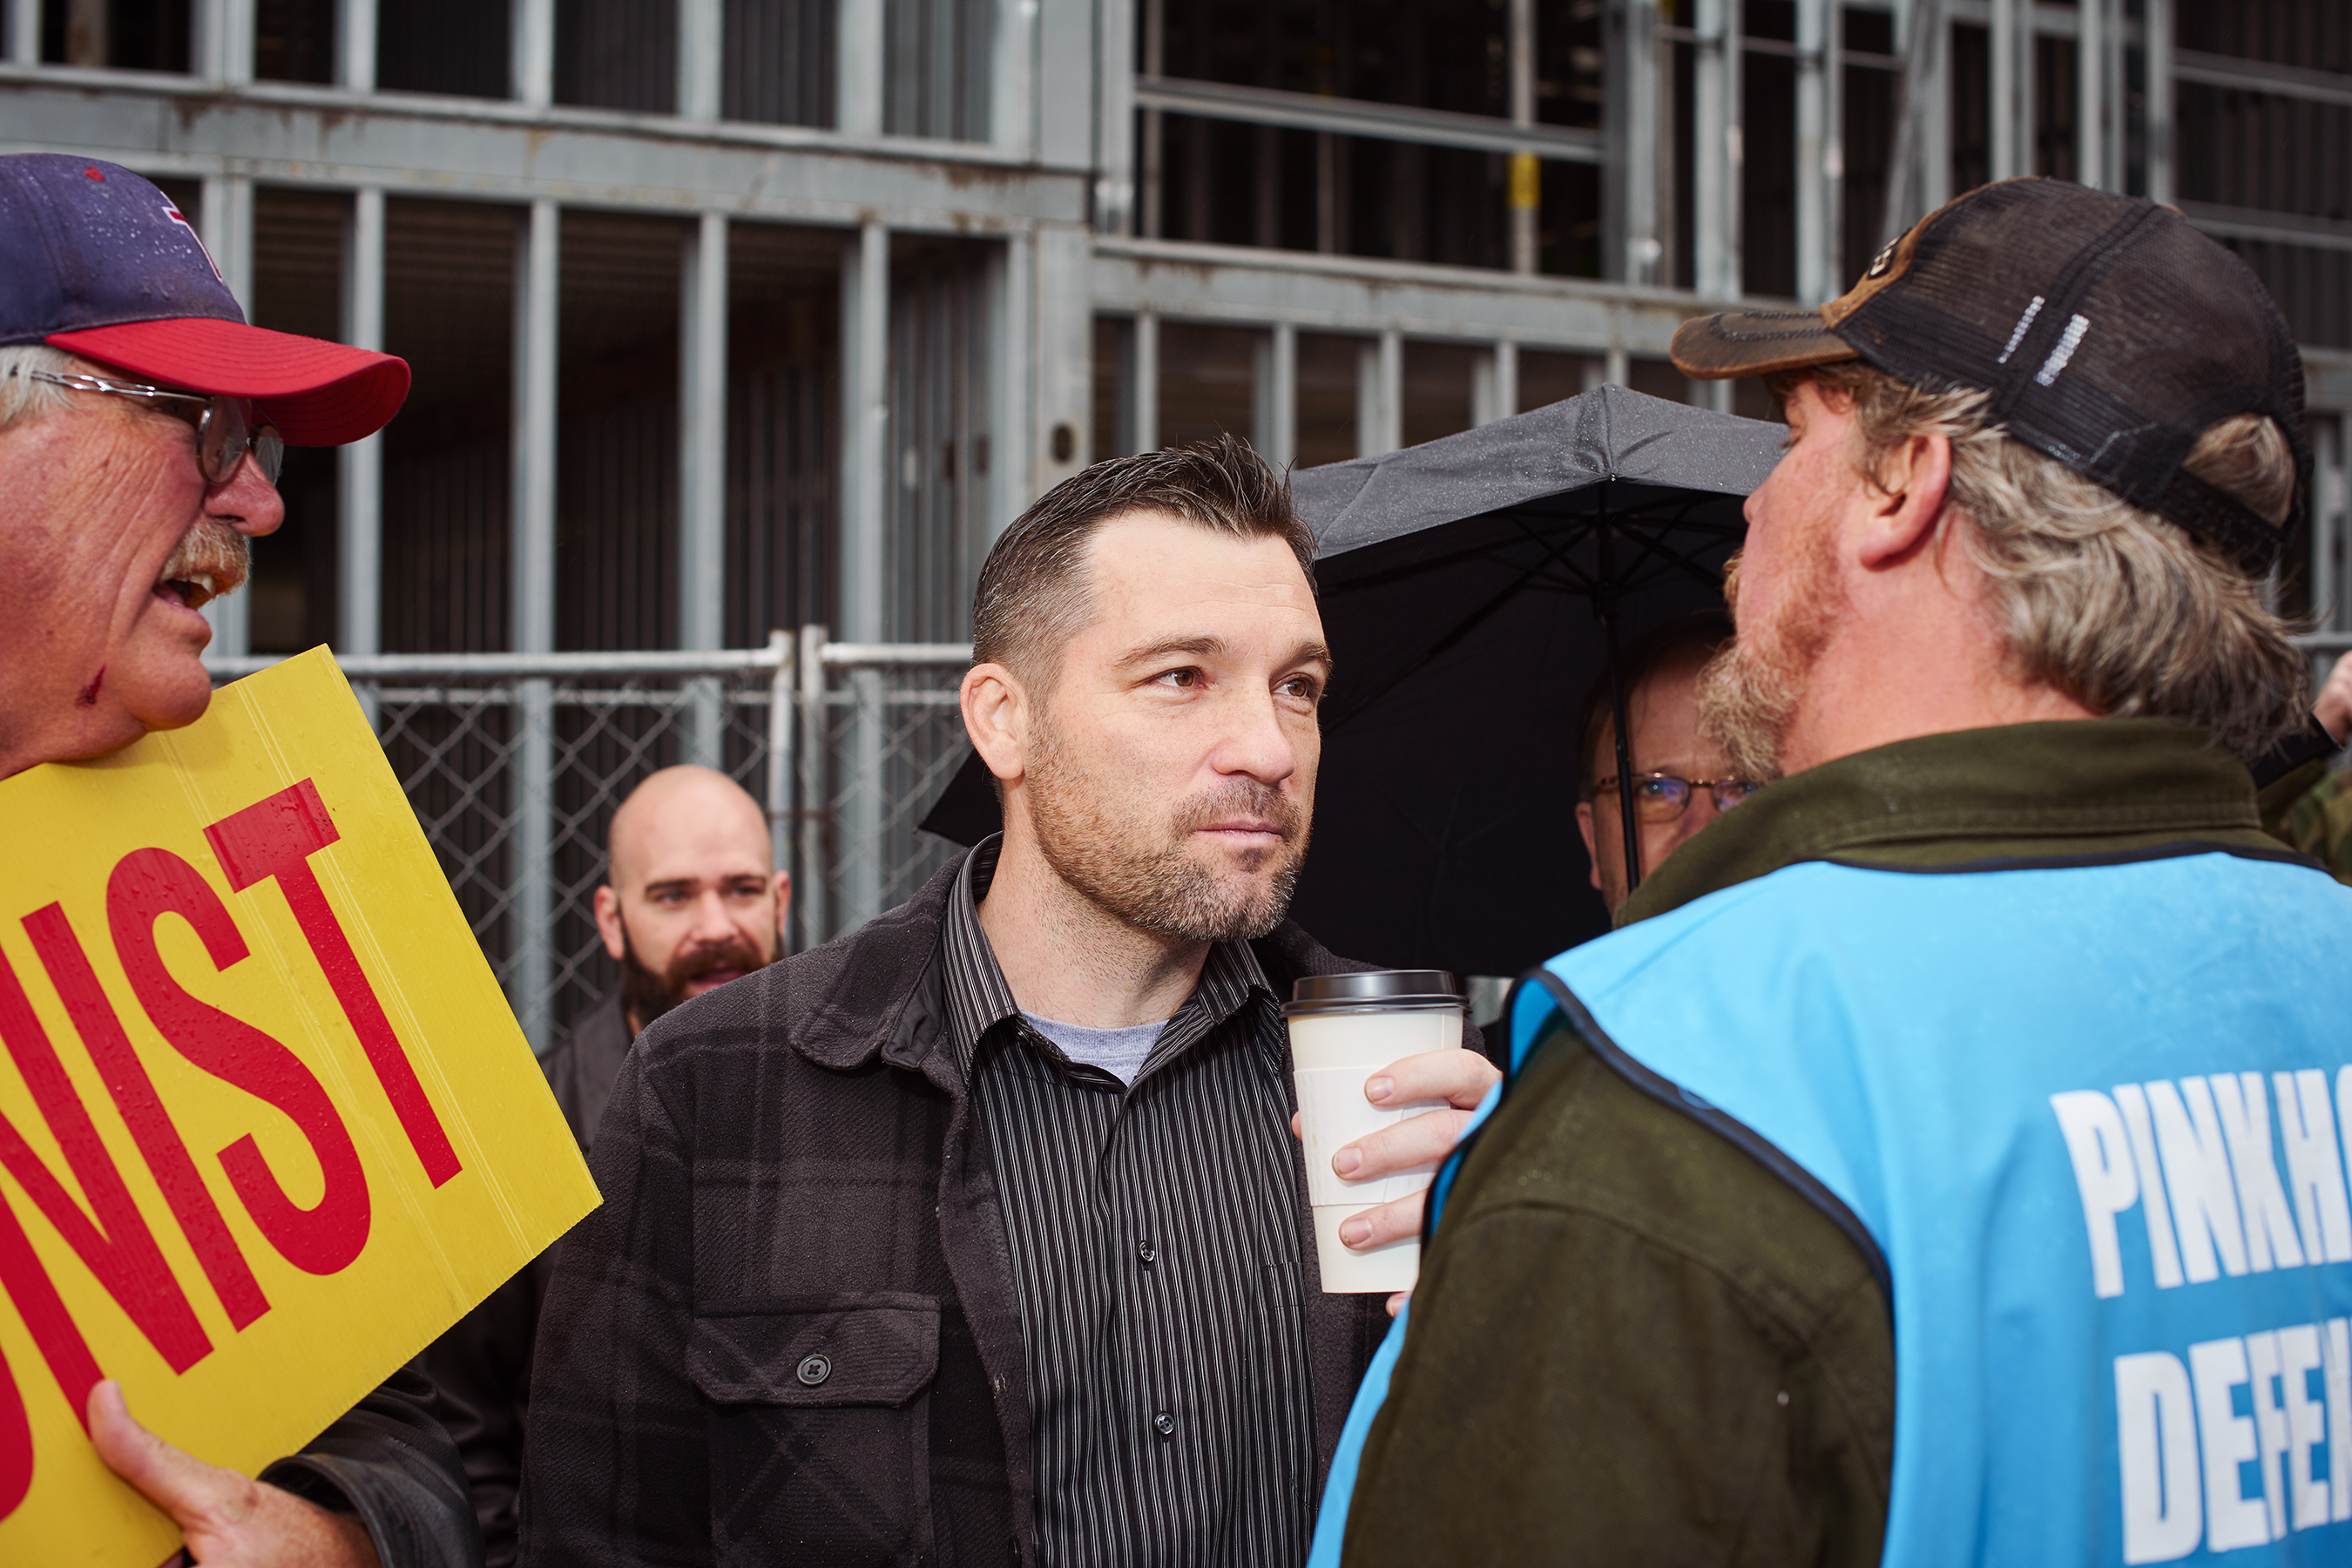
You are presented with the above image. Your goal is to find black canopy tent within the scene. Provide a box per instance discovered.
[920,385,1786,977]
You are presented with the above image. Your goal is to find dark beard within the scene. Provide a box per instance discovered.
[617,916,768,1031]
[1025,715,1310,944]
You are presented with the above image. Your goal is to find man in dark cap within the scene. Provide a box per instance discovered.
[0,153,476,1566]
[1315,178,2352,1566]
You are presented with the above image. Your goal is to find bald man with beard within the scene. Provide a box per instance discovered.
[422,766,787,1566]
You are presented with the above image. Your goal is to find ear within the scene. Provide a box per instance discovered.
[770,871,792,944]
[593,884,626,962]
[1574,801,1602,893]
[1855,428,1955,570]
[961,661,1031,788]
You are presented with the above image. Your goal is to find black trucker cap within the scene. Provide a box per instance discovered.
[1670,177,2308,576]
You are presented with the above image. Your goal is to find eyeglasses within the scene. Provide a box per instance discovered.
[1593,773,1766,821]
[23,369,284,487]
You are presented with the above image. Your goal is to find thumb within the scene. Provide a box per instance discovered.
[87,1380,226,1524]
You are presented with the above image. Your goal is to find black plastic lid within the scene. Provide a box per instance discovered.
[1283,970,1463,1016]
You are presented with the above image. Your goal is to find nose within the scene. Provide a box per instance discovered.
[208,449,286,538]
[1210,685,1301,788]
[1654,792,1722,859]
[686,889,737,945]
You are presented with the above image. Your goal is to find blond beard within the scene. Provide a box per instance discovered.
[1698,520,1848,780]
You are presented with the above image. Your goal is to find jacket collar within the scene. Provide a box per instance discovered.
[1619,718,2274,927]
[768,845,1360,1078]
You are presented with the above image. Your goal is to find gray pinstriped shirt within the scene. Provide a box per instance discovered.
[942,837,1320,1568]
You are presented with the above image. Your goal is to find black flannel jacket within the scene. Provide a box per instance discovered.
[516,853,1405,1567]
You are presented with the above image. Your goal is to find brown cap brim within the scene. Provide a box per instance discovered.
[1670,308,1862,380]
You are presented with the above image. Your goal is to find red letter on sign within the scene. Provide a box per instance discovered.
[0,946,210,1382]
[21,904,270,1331]
[0,1181,101,1441]
[205,781,463,1188]
[0,1340,32,1518]
[111,850,371,1276]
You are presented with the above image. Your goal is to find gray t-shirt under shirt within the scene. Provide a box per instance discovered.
[1020,1010,1167,1087]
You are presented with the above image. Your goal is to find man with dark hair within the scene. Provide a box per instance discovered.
[1572,610,1760,916]
[520,436,1497,1566]
[423,765,787,1565]
[0,152,475,1567]
[1317,179,2352,1566]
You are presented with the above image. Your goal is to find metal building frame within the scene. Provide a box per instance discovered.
[3,0,2349,1039]
[1,1,2343,637]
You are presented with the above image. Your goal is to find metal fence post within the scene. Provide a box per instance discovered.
[514,679,555,1050]
[797,625,830,948]
[765,627,795,943]
[511,198,560,1051]
[681,209,731,767]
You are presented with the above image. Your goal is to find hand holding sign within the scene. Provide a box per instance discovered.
[88,1382,379,1568]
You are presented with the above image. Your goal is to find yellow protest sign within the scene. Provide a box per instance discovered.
[0,646,600,1563]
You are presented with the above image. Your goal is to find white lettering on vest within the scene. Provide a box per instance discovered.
[2053,1091,2138,1299]
[2116,1350,2202,1562]
[2326,1319,2352,1524]
[2153,1080,2254,1283]
[2211,1074,2306,1273]
[2245,1330,2292,1538]
[2189,1335,2272,1550]
[2275,1070,2352,1266]
[2116,1083,2188,1290]
[2118,1321,2352,1556]
[2276,1323,2330,1531]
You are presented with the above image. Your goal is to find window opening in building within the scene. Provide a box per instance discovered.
[377,0,510,98]
[557,0,679,113]
[247,185,348,653]
[1294,332,1362,469]
[884,0,991,140]
[253,0,333,82]
[382,199,518,653]
[726,221,840,645]
[43,0,188,69]
[725,0,835,125]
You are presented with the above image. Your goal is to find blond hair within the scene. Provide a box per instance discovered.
[1781,362,2308,757]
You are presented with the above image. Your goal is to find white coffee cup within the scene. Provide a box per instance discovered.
[1285,971,1468,1294]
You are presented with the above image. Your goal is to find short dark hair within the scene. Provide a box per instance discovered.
[970,435,1315,687]
[1576,609,1734,800]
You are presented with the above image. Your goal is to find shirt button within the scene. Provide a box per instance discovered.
[1137,1239,1158,1265]
[796,1353,832,1386]
[1153,1410,1176,1437]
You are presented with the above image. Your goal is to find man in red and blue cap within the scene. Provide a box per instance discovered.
[0,154,476,1567]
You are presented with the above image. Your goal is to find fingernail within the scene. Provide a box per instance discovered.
[1333,1146,1363,1176]
[1366,1076,1394,1102]
[1340,1217,1371,1247]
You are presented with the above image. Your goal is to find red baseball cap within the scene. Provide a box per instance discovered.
[1,154,409,446]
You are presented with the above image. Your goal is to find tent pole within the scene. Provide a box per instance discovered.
[1598,517,1644,896]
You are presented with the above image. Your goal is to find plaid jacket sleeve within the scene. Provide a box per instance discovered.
[516,1039,709,1565]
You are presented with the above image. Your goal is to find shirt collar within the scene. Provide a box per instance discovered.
[1617,718,2273,928]
[939,835,1278,1074]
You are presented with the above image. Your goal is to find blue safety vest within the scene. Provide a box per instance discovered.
[1312,847,2352,1566]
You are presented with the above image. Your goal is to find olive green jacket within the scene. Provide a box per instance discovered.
[1342,719,2288,1568]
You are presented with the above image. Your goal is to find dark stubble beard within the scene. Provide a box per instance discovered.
[1697,512,1848,780]
[1024,710,1311,943]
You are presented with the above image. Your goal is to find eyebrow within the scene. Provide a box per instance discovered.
[1113,635,1335,673]
[638,873,766,896]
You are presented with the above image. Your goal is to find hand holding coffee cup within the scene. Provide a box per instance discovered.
[1286,972,1499,1299]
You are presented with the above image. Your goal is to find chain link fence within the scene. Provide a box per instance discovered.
[210,632,972,1055]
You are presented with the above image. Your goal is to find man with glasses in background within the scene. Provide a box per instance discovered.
[0,154,478,1566]
[1574,611,1761,918]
